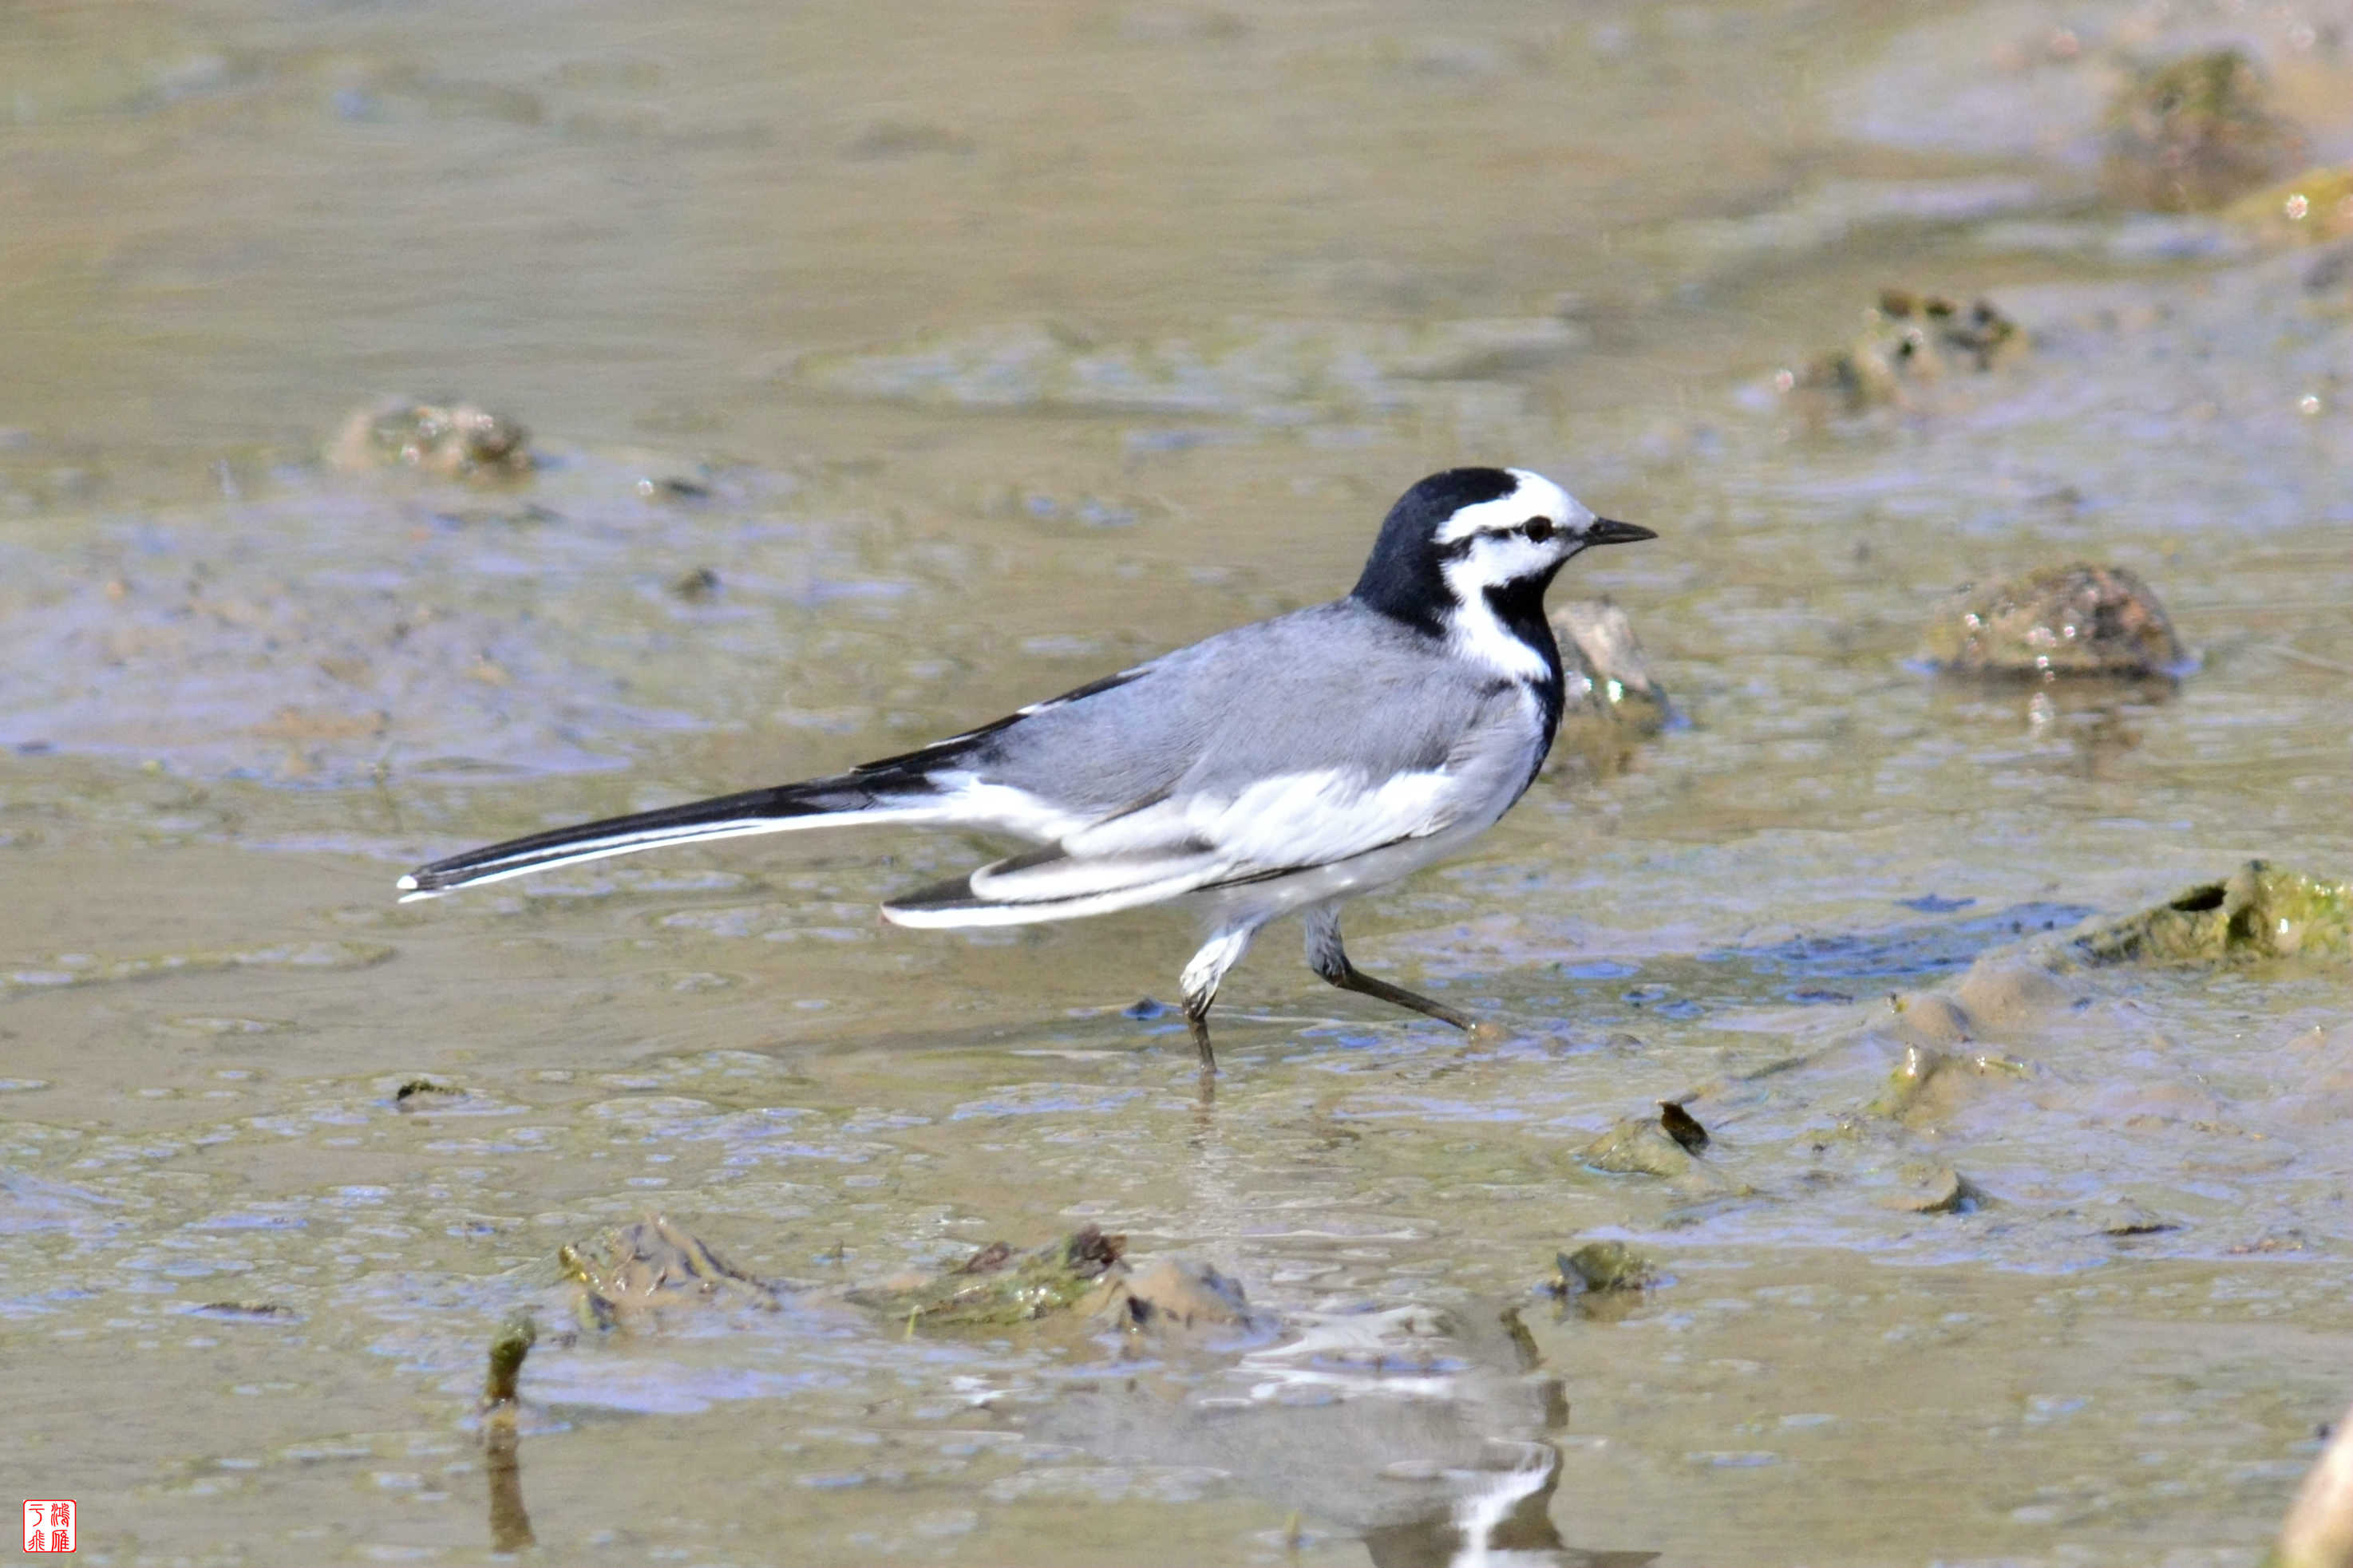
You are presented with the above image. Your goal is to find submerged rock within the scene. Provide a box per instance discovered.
[852,1224,1126,1330]
[1551,1240,1660,1295]
[2073,861,2351,965]
[2102,50,2304,213]
[1789,290,2023,417]
[1577,1115,1702,1179]
[668,565,722,602]
[2081,1196,2180,1238]
[1924,563,2184,679]
[332,397,533,480]
[558,1215,781,1332]
[1544,599,1671,776]
[1864,1042,2031,1126]
[393,1076,464,1110]
[1889,992,1975,1045]
[1881,1162,1987,1215]
[1097,1258,1268,1341]
[188,1301,300,1323]
[1553,600,1669,729]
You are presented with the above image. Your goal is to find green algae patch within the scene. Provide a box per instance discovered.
[2074,862,2351,965]
[852,1224,1125,1333]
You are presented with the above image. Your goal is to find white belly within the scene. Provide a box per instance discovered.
[1185,739,1536,929]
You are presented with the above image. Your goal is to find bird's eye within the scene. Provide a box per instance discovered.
[1521,517,1555,542]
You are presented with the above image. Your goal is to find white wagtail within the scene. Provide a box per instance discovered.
[400,468,1655,1070]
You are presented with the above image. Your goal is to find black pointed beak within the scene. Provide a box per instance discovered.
[1584,518,1656,547]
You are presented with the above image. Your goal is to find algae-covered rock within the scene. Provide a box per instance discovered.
[1552,1240,1660,1294]
[558,1215,781,1332]
[1789,290,2022,417]
[1578,1115,1702,1179]
[2074,862,2351,965]
[332,397,533,480]
[481,1312,536,1407]
[2102,50,2304,214]
[1924,563,2184,679]
[852,1225,1126,1331]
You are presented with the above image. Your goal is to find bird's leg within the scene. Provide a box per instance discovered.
[1304,906,1482,1033]
[1182,1005,1216,1073]
[1178,923,1264,1076]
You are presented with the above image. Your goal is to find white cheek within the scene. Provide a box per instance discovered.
[1460,535,1556,583]
[1439,541,1559,680]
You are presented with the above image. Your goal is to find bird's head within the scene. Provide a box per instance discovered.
[1351,467,1655,640]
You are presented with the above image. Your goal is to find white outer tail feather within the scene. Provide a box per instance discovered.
[398,804,938,902]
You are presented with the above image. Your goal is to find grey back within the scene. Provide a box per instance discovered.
[966,599,1521,817]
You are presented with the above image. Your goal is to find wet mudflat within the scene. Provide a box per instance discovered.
[3,1,2351,1563]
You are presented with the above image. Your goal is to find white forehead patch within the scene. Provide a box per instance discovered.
[1433,468,1593,545]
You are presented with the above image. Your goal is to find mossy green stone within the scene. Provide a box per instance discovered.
[2075,861,2351,964]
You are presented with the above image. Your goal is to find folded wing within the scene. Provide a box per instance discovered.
[881,764,1462,928]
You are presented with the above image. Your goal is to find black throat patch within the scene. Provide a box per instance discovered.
[1481,571,1569,756]
[1352,468,1568,752]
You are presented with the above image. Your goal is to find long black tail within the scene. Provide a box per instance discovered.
[397,775,928,899]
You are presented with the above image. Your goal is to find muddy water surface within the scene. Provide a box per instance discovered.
[3,1,2350,1564]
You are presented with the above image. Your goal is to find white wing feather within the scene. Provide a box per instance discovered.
[882,767,1460,928]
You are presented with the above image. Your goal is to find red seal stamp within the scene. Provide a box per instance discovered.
[22,1502,74,1554]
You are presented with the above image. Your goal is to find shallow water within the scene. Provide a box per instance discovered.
[3,1,2351,1564]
